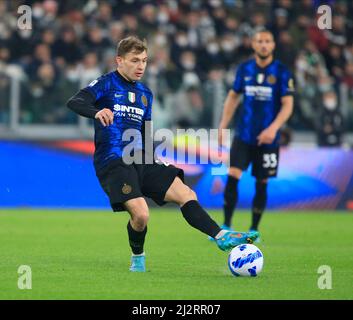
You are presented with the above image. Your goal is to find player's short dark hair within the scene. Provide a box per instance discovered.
[252,28,274,39]
[117,36,147,57]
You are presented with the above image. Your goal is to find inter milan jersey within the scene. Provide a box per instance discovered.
[83,71,153,171]
[232,59,295,147]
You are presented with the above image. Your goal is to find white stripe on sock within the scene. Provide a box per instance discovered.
[215,230,228,239]
[132,252,145,257]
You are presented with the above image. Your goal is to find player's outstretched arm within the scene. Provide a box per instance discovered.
[218,90,241,146]
[66,89,100,119]
[67,89,114,126]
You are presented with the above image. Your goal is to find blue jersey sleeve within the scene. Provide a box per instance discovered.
[144,93,153,121]
[232,64,244,93]
[83,77,107,101]
[280,68,295,97]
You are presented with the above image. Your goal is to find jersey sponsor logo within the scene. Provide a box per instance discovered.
[113,104,144,115]
[113,104,144,122]
[245,85,273,100]
[256,73,265,84]
[267,74,277,84]
[128,92,136,103]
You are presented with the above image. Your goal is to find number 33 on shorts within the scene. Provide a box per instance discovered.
[262,153,278,168]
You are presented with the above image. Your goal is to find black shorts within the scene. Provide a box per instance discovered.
[96,157,184,212]
[230,138,280,179]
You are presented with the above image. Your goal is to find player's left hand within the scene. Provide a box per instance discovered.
[257,126,277,145]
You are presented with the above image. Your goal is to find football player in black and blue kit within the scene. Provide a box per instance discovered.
[217,30,294,239]
[67,36,258,272]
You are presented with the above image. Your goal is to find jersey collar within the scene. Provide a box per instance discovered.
[115,70,136,85]
[255,58,275,70]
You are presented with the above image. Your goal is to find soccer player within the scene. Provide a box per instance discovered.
[67,36,258,272]
[217,29,294,237]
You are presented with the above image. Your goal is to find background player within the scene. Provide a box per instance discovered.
[217,29,294,237]
[67,36,258,272]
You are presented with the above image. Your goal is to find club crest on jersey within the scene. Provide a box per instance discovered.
[256,73,265,84]
[141,95,148,106]
[267,74,277,84]
[122,183,132,194]
[128,92,136,103]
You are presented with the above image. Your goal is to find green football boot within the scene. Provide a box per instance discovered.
[129,254,146,272]
[216,231,260,251]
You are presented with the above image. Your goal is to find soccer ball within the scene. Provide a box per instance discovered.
[228,244,264,277]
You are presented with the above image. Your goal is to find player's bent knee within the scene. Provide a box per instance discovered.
[130,210,149,230]
[124,198,149,228]
[134,212,149,224]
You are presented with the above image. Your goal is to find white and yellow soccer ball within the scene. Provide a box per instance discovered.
[228,244,264,277]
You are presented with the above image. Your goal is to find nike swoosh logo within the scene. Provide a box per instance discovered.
[115,94,123,98]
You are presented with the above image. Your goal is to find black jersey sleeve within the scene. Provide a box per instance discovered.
[66,89,100,119]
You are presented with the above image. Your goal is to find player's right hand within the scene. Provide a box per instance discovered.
[95,108,114,127]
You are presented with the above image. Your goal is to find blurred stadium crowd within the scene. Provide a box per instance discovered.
[0,0,353,145]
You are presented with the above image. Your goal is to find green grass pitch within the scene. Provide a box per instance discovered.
[0,208,352,300]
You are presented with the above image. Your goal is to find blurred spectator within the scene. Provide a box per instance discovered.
[288,14,310,48]
[173,84,205,128]
[41,29,57,50]
[178,50,199,75]
[26,43,53,78]
[324,15,347,47]
[220,32,240,69]
[79,52,102,87]
[52,26,82,66]
[342,62,353,89]
[324,45,346,80]
[91,1,113,29]
[202,66,227,128]
[270,8,290,38]
[315,91,343,147]
[183,10,203,49]
[236,34,254,64]
[139,4,158,39]
[109,21,125,45]
[211,6,228,35]
[170,30,193,64]
[223,16,240,35]
[122,14,139,37]
[83,25,111,59]
[276,30,298,70]
[238,11,267,37]
[198,38,223,74]
[25,63,59,123]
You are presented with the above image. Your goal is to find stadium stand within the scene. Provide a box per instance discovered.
[0,0,352,146]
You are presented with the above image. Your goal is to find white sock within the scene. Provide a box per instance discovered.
[215,230,229,239]
[132,252,145,257]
